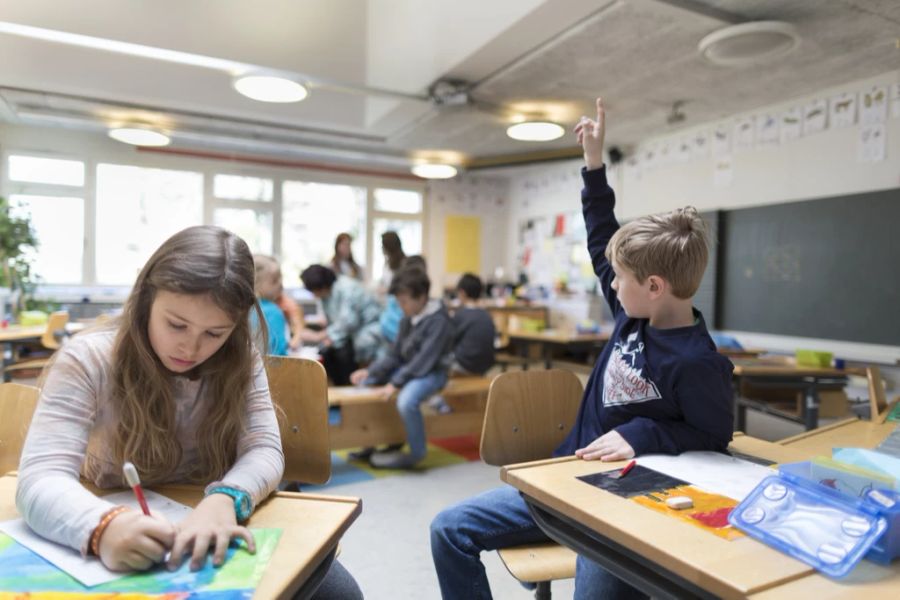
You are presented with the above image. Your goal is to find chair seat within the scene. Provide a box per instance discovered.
[498,542,577,583]
[4,357,52,377]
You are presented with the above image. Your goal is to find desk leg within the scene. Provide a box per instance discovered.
[544,343,552,370]
[291,546,337,600]
[524,496,718,599]
[733,378,747,433]
[803,384,819,431]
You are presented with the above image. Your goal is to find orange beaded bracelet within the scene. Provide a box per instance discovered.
[90,505,130,557]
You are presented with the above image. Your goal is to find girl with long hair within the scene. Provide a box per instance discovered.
[16,226,361,598]
[330,232,363,280]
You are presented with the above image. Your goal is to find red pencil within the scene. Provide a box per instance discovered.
[618,459,637,478]
[123,462,152,516]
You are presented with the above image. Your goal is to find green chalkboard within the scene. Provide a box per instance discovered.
[718,188,900,346]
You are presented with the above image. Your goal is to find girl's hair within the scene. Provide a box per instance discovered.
[381,231,406,271]
[331,232,361,279]
[111,225,263,485]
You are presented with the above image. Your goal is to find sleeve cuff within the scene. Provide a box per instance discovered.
[581,164,608,188]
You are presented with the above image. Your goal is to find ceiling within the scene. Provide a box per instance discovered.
[0,0,898,174]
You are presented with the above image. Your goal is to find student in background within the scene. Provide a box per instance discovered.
[379,231,406,293]
[379,254,426,349]
[276,291,305,351]
[350,266,453,469]
[252,255,288,356]
[330,232,363,280]
[16,226,361,598]
[430,98,734,599]
[450,273,496,376]
[300,264,383,385]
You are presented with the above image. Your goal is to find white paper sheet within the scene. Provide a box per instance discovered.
[637,451,775,501]
[0,489,191,587]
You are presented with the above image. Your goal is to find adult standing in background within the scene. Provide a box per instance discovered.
[330,232,363,280]
[380,231,406,293]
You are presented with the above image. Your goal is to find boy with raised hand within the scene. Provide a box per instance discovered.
[430,98,734,599]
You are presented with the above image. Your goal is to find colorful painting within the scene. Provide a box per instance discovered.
[632,486,742,540]
[0,528,281,598]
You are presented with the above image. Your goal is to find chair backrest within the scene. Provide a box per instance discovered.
[480,369,584,466]
[0,383,40,475]
[866,366,891,423]
[41,311,70,350]
[265,356,331,484]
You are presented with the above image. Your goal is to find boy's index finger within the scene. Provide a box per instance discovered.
[596,97,605,126]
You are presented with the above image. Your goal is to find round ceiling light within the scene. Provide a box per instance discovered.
[506,121,565,142]
[411,163,458,179]
[108,127,171,146]
[698,21,800,66]
[233,74,309,103]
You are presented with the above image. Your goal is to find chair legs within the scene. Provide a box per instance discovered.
[534,580,551,600]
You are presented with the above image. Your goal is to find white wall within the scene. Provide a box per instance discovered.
[496,68,900,371]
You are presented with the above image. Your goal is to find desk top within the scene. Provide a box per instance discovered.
[506,329,611,344]
[778,418,897,456]
[0,322,86,343]
[732,363,849,378]
[0,474,361,600]
[328,376,491,405]
[501,435,823,599]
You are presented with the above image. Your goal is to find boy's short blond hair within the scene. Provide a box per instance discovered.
[253,254,280,287]
[605,206,709,299]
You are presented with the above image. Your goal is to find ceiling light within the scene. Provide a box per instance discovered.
[233,75,308,103]
[411,164,458,179]
[108,127,171,146]
[506,121,565,142]
[698,21,800,66]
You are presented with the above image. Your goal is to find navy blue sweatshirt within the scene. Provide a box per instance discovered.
[555,167,734,457]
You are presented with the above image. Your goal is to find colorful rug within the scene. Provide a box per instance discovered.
[302,435,481,492]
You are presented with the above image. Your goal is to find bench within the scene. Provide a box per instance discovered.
[327,376,492,450]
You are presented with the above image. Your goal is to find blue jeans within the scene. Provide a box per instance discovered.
[396,370,448,461]
[430,485,648,600]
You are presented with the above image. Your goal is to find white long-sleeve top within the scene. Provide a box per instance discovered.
[15,328,285,555]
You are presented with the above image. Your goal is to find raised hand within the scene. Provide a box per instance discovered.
[573,97,606,171]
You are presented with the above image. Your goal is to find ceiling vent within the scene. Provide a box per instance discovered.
[698,21,800,66]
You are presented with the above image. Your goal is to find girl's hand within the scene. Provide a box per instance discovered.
[378,383,398,401]
[167,494,255,571]
[573,97,606,171]
[349,369,369,386]
[98,511,176,571]
[575,429,635,462]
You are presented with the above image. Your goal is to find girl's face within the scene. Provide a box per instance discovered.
[337,238,351,258]
[148,291,236,373]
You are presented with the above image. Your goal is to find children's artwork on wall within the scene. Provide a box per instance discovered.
[829,92,857,128]
[860,85,888,125]
[444,215,482,274]
[858,123,886,163]
[732,117,755,151]
[691,130,710,159]
[802,98,828,135]
[780,107,802,143]
[713,156,733,188]
[892,83,900,119]
[0,528,282,599]
[712,126,731,158]
[755,114,780,146]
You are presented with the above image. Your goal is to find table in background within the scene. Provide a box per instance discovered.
[0,473,361,600]
[1,322,85,382]
[506,329,610,370]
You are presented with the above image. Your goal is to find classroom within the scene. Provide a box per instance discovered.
[1,1,899,599]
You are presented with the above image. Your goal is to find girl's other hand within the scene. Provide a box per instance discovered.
[167,493,255,571]
[98,511,176,571]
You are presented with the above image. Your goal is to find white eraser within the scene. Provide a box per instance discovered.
[665,496,693,510]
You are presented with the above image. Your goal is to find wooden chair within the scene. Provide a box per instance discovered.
[265,356,331,486]
[480,369,584,599]
[4,311,70,379]
[0,383,40,475]
[865,366,896,424]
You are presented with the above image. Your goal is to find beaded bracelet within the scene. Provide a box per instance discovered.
[90,505,130,557]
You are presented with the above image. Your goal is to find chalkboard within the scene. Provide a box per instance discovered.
[717,189,900,346]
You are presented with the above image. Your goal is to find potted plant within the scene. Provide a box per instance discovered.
[0,195,39,319]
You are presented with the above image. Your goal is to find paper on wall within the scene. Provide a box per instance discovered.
[829,92,857,128]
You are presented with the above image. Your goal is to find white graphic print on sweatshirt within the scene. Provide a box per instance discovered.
[602,332,662,407]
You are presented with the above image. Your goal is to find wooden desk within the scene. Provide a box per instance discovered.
[483,304,549,348]
[0,473,361,600]
[507,329,610,369]
[501,435,823,600]
[1,322,86,381]
[778,417,897,456]
[732,364,851,431]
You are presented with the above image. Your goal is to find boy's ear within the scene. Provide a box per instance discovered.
[646,275,667,298]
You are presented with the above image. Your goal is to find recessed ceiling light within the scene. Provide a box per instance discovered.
[698,21,800,66]
[108,127,171,146]
[233,74,309,103]
[411,164,458,179]
[506,121,565,142]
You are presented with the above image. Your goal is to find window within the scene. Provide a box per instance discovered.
[213,208,273,254]
[374,188,422,214]
[9,194,84,284]
[8,155,85,187]
[281,181,367,286]
[213,174,273,202]
[95,164,203,284]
